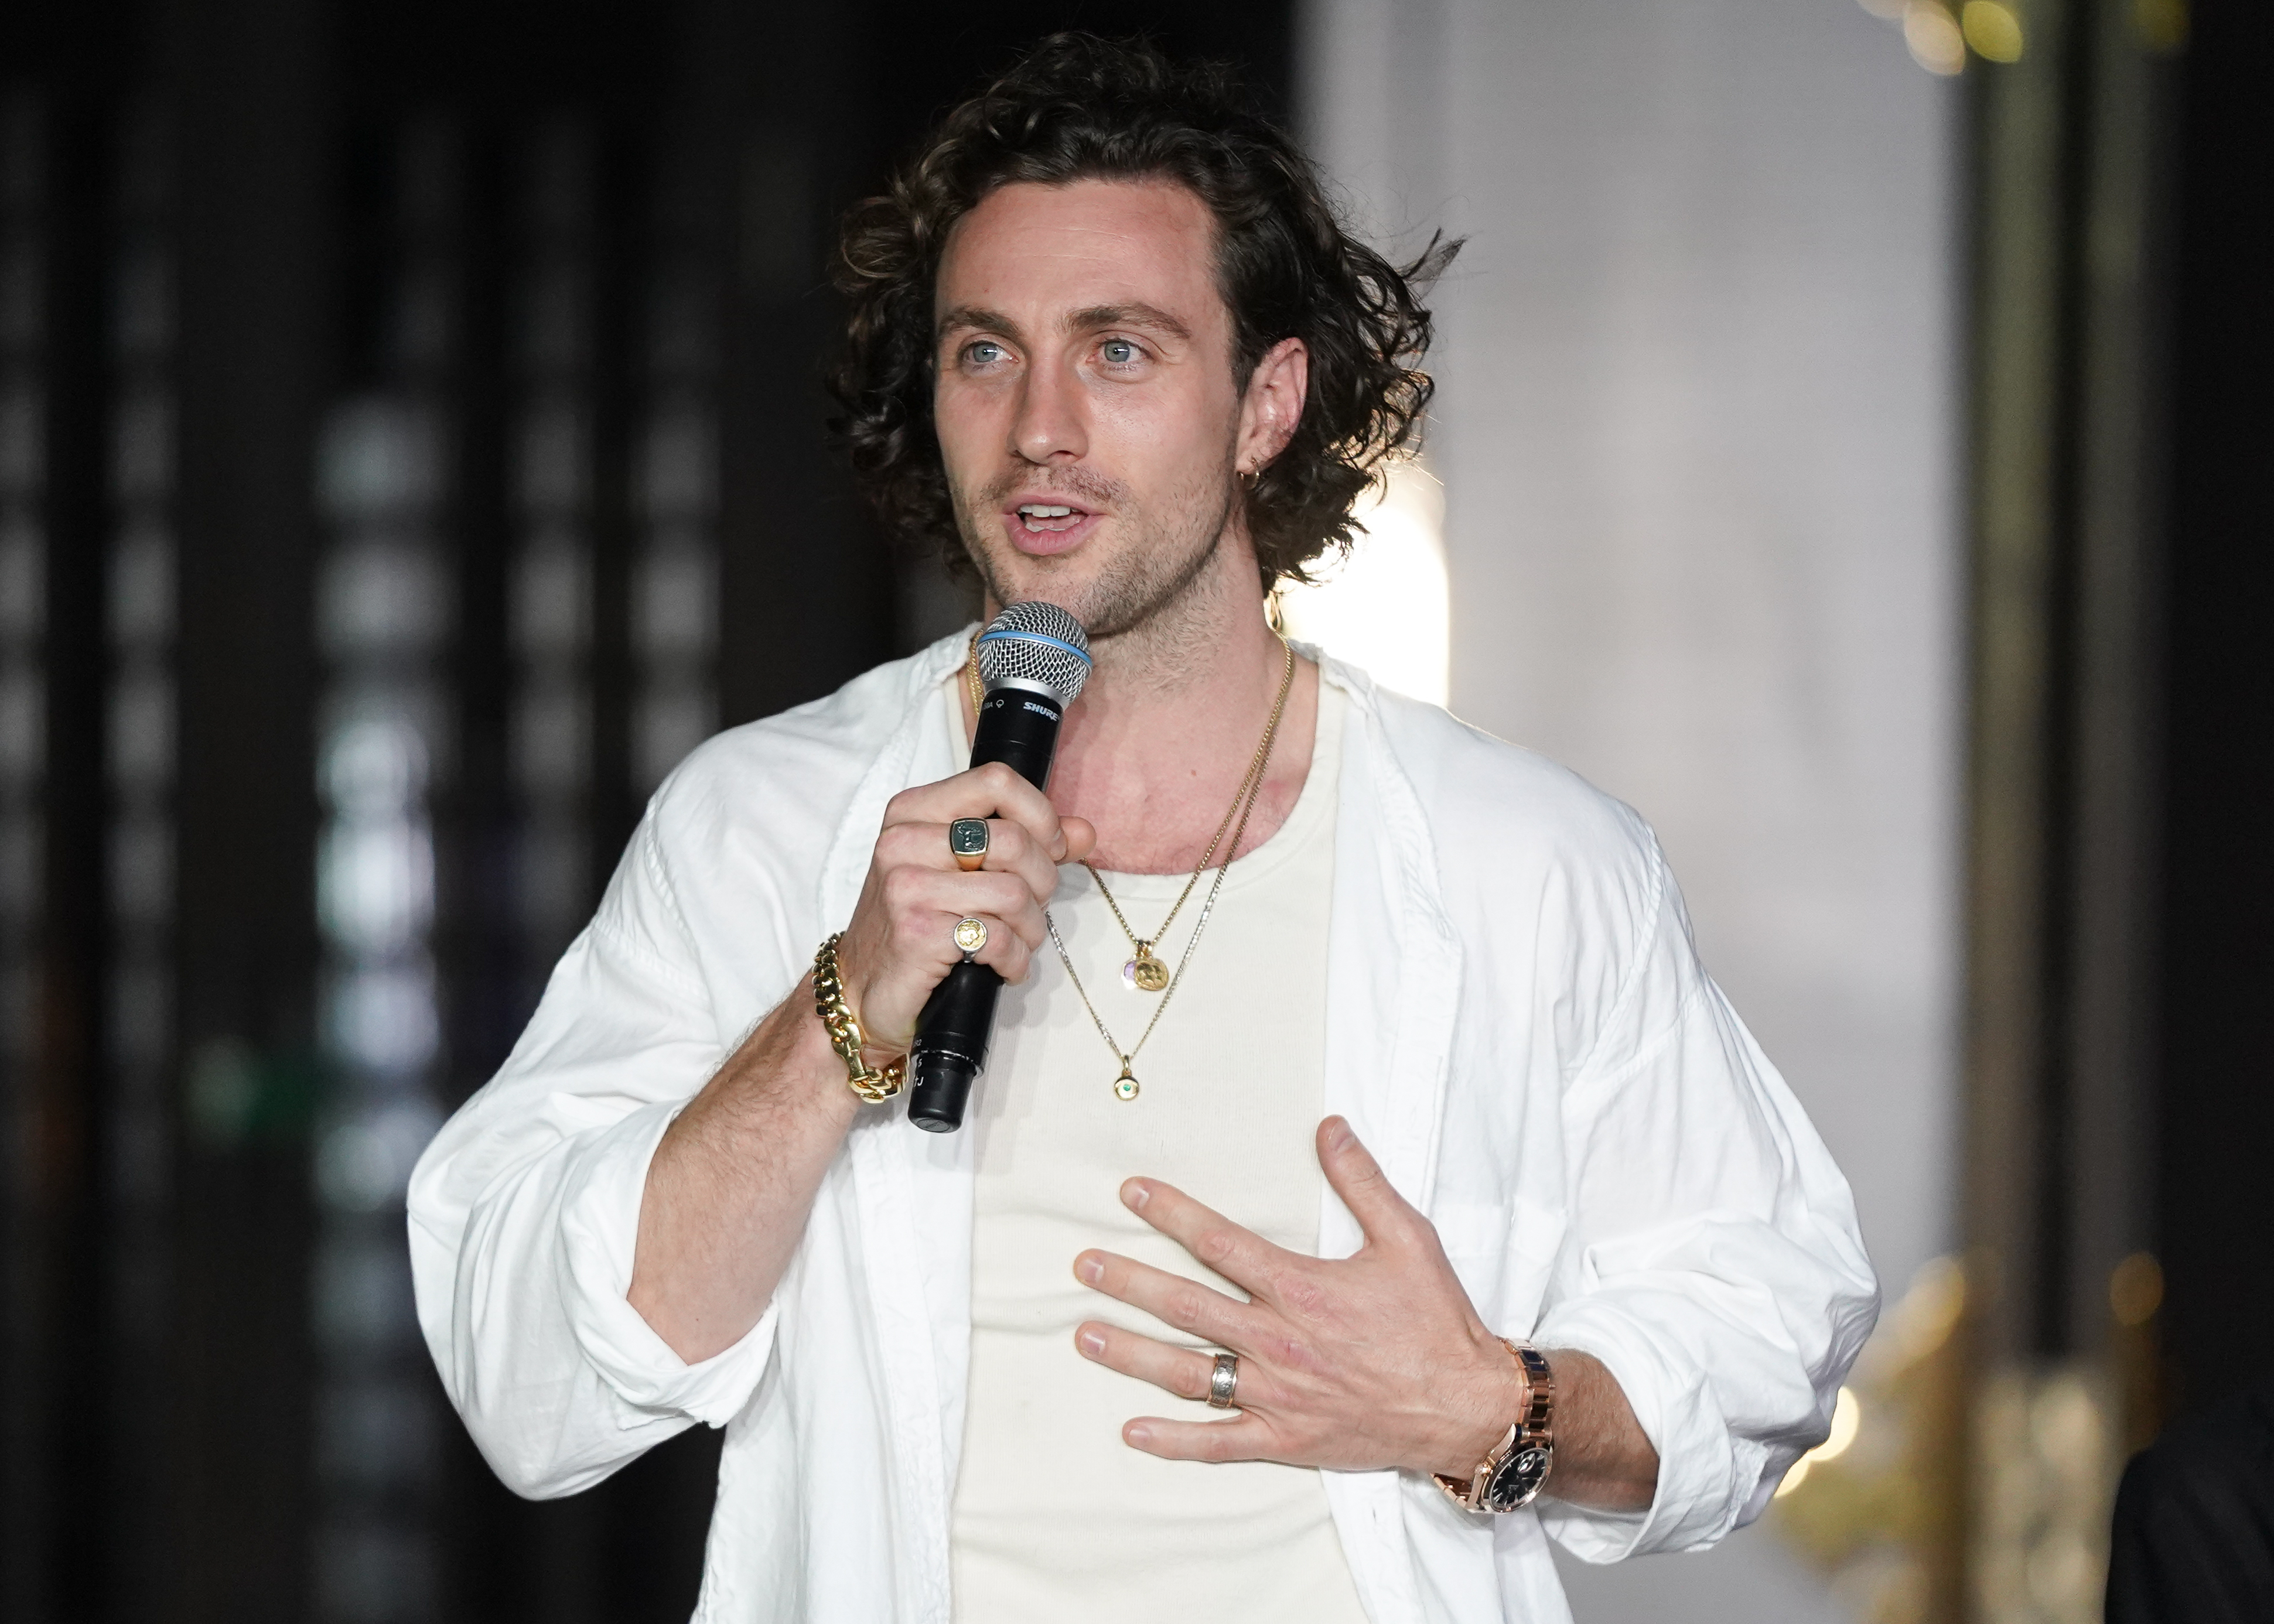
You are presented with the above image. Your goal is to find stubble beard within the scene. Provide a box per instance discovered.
[952,459,1241,661]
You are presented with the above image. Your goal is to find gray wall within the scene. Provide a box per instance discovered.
[1298,2,1961,1618]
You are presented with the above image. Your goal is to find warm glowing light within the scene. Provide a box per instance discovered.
[2134,0,2188,52]
[2111,1252,2164,1328]
[1273,461,1450,706]
[1817,1387,1863,1462]
[1962,0,2026,60]
[1775,1386,1865,1500]
[1904,0,1968,73]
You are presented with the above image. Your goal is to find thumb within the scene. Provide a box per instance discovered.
[1057,815,1098,864]
[1317,1116,1423,1248]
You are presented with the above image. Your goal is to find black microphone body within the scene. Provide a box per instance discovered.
[905,606,1089,1131]
[905,687,1061,1133]
[967,686,1067,788]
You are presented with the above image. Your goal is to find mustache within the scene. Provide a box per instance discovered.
[975,464,1128,511]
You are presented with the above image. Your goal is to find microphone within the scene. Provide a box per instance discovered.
[905,601,1092,1133]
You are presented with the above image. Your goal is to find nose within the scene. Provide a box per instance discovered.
[1011,353,1087,466]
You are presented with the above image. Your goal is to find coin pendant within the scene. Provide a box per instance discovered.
[1127,951,1170,993]
[1113,1065,1140,1101]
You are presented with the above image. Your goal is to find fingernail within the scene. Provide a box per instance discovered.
[1077,1254,1104,1284]
[1077,1328,1105,1357]
[1125,1424,1151,1447]
[1325,1117,1353,1151]
[1122,1180,1149,1211]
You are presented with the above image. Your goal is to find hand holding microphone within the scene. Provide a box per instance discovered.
[829,603,1092,1130]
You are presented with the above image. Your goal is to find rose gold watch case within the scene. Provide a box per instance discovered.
[1434,1341,1555,1514]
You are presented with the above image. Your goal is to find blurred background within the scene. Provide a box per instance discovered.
[0,1,2266,1620]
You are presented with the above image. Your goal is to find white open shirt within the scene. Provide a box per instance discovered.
[408,632,1879,1623]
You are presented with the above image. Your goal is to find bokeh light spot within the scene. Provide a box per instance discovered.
[1963,0,2027,61]
[1904,0,1968,73]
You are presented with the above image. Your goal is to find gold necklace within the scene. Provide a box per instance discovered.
[966,638,1292,990]
[1042,639,1296,1100]
[1085,638,1293,993]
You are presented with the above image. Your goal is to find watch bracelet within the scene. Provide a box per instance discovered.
[1434,1339,1555,1513]
[811,932,905,1103]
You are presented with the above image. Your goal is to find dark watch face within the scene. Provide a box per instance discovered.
[1481,1445,1552,1512]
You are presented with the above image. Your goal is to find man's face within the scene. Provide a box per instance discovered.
[931,177,1249,638]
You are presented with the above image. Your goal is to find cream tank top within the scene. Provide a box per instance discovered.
[947,676,1369,1622]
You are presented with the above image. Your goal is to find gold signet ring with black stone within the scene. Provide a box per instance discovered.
[952,917,989,958]
[949,818,989,872]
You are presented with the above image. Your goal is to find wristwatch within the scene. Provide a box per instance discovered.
[1434,1340,1555,1514]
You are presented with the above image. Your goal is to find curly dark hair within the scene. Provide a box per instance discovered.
[828,32,1457,590]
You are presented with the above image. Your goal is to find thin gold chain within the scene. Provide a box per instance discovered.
[967,633,1293,960]
[1044,639,1296,1095]
[1083,637,1295,964]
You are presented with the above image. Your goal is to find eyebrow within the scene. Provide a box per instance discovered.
[1066,302,1193,343]
[936,305,1022,344]
[934,301,1195,347]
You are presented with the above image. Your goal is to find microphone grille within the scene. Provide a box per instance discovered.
[977,601,1092,704]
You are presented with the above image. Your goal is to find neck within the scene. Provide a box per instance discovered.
[973,535,1321,876]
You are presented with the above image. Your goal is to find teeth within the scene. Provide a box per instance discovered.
[1018,504,1074,517]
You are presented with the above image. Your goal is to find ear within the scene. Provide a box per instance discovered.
[1235,336,1309,475]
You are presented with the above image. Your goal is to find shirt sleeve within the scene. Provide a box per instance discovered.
[1532,839,1880,1562]
[407,814,782,1500]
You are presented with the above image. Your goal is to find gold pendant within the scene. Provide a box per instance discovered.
[1113,1062,1140,1101]
[1124,943,1170,993]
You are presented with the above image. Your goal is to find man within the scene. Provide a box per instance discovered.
[2107,1381,2274,1622]
[410,33,1877,1623]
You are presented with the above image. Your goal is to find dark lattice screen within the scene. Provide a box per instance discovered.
[0,4,1293,1620]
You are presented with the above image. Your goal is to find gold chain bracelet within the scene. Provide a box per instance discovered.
[812,933,905,1103]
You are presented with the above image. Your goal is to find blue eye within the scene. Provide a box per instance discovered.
[1101,339,1139,365]
[966,341,1006,365]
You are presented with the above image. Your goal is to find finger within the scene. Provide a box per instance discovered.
[1118,1177,1295,1302]
[1059,815,1097,864]
[876,819,1063,915]
[947,907,1044,984]
[966,918,1033,984]
[1316,1116,1429,1251]
[1122,1415,1273,1464]
[883,763,1070,860]
[946,908,1037,983]
[880,867,1047,952]
[1073,1321,1218,1403]
[1074,1250,1259,1345]
[978,819,1065,910]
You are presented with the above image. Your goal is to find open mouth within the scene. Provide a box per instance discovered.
[1013,501,1092,534]
[1001,498,1103,556]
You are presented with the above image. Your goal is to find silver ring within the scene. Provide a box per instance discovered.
[952,916,988,958]
[1207,1352,1239,1409]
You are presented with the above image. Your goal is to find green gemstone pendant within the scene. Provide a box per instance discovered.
[1112,1063,1140,1101]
